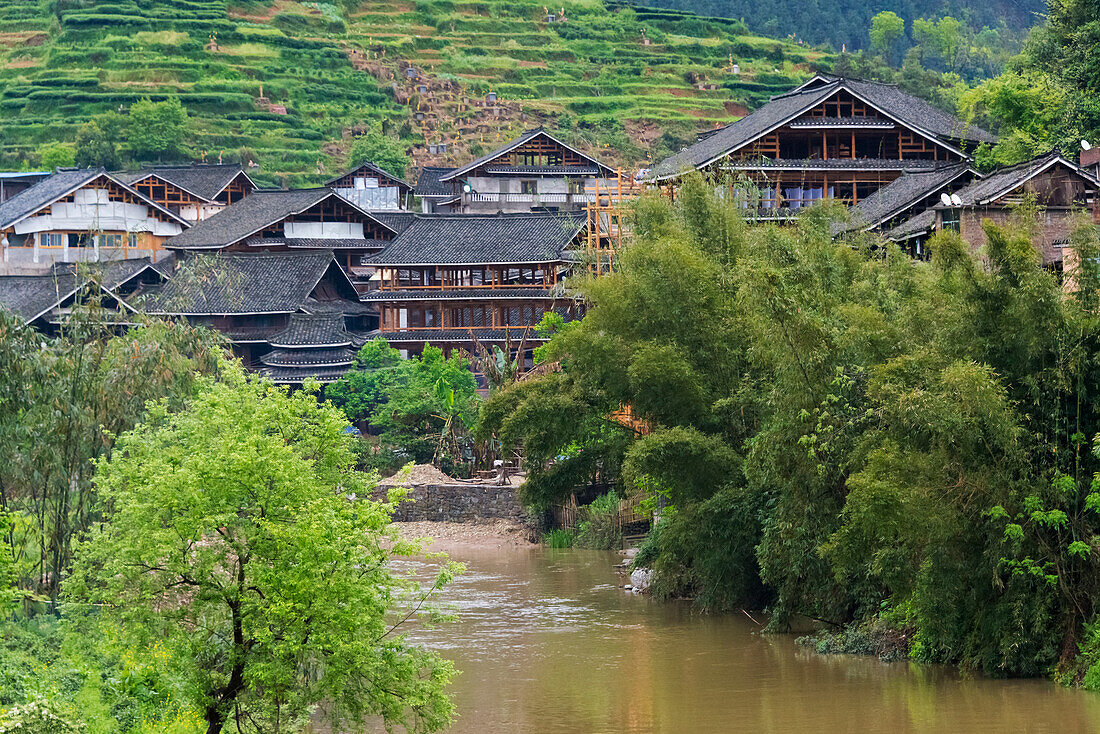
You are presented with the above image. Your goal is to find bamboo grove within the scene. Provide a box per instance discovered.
[480,173,1100,682]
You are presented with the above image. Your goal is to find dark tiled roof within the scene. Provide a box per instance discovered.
[269,313,352,348]
[0,258,158,322]
[367,212,586,266]
[250,237,387,250]
[0,271,79,322]
[374,328,550,343]
[260,364,354,384]
[788,116,896,128]
[883,209,936,241]
[120,164,252,201]
[326,161,411,191]
[441,128,615,181]
[0,169,100,229]
[300,297,374,315]
[722,158,959,171]
[260,347,357,367]
[164,188,329,249]
[948,151,1097,206]
[483,165,601,176]
[650,76,995,181]
[51,257,162,292]
[360,287,556,301]
[140,252,336,315]
[369,211,416,234]
[165,189,395,250]
[838,76,996,145]
[849,163,973,230]
[414,166,456,198]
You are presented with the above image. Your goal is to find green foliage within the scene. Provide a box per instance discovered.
[0,304,224,609]
[348,121,410,179]
[543,528,576,548]
[869,11,904,66]
[36,141,74,169]
[74,113,123,169]
[126,97,189,162]
[328,340,479,475]
[0,699,84,734]
[66,362,458,734]
[575,491,621,550]
[500,171,1100,682]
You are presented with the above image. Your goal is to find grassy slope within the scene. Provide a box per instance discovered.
[0,0,829,185]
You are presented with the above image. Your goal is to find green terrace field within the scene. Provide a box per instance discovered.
[0,0,830,184]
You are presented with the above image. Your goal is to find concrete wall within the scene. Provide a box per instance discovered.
[374,482,526,522]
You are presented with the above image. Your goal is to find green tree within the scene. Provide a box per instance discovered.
[348,122,409,179]
[127,97,189,162]
[67,363,458,734]
[35,142,74,170]
[74,113,123,170]
[0,300,223,609]
[870,11,905,66]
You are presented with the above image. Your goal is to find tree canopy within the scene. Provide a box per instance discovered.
[484,173,1100,681]
[67,363,458,734]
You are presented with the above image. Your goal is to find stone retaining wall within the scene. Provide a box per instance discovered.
[375,483,525,523]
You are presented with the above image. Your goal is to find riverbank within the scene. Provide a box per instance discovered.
[393,519,537,550]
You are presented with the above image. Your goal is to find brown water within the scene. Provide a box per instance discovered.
[388,544,1100,734]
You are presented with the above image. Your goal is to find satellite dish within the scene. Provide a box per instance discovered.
[1083,139,1092,151]
[950,193,962,206]
[940,192,953,206]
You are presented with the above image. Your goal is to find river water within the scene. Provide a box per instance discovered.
[384,544,1100,734]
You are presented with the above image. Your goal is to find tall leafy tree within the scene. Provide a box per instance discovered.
[869,11,905,66]
[127,97,190,162]
[67,363,458,734]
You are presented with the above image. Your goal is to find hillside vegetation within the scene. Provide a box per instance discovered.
[644,0,1042,55]
[0,0,829,184]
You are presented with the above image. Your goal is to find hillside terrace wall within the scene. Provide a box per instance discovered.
[373,482,526,523]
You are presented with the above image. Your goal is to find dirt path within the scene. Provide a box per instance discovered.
[394,519,537,550]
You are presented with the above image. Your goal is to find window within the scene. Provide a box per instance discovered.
[68,233,91,248]
[520,180,537,195]
[129,233,139,248]
[942,209,961,233]
[101,234,123,248]
[41,233,64,248]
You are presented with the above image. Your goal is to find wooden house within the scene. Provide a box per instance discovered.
[413,166,459,213]
[649,74,995,217]
[837,161,977,258]
[138,251,372,380]
[327,161,414,211]
[0,168,189,275]
[884,151,1100,268]
[163,188,405,290]
[360,211,587,359]
[0,172,50,203]
[436,128,617,213]
[118,164,256,222]
[0,257,170,332]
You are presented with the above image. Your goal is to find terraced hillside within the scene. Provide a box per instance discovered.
[0,0,829,184]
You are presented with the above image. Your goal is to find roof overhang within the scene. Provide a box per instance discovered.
[125,171,217,204]
[862,166,980,231]
[650,80,971,184]
[441,130,616,182]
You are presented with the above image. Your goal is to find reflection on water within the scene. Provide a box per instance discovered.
[380,544,1100,734]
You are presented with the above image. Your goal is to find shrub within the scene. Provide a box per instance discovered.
[575,491,621,550]
[544,529,575,548]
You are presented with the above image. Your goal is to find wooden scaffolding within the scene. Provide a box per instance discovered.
[584,169,640,276]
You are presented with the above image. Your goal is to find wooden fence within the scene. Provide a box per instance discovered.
[550,492,650,530]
